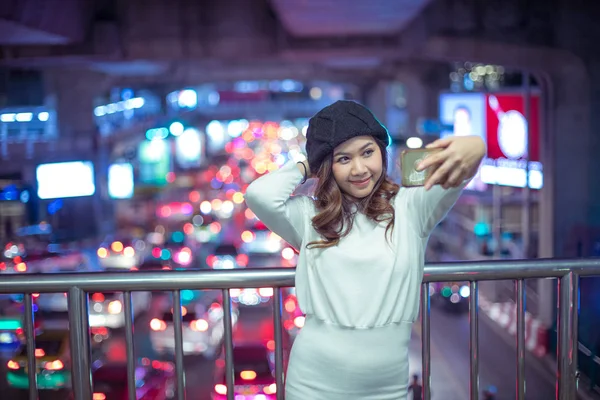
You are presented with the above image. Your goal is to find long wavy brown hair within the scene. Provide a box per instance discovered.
[307,139,400,249]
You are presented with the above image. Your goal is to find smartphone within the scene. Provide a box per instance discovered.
[400,148,441,187]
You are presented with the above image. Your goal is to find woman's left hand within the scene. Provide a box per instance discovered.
[416,135,486,191]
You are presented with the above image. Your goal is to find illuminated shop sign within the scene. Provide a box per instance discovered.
[439,92,542,189]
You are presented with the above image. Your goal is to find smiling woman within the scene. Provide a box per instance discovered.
[244,100,485,400]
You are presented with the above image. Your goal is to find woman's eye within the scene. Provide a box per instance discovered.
[363,149,374,156]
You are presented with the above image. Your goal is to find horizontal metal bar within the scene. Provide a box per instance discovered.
[0,258,598,294]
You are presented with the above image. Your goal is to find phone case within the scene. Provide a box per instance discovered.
[400,148,441,187]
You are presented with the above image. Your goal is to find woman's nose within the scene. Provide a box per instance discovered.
[351,160,367,175]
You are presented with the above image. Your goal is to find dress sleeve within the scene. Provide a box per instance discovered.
[401,182,467,238]
[244,161,311,251]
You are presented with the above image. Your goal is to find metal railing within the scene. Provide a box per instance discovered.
[0,257,599,400]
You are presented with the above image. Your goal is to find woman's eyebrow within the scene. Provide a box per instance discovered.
[333,142,374,158]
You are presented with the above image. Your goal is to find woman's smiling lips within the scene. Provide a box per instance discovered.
[349,177,371,187]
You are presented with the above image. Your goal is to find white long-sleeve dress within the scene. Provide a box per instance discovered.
[244,161,464,400]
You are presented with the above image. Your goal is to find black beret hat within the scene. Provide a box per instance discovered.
[306,100,390,173]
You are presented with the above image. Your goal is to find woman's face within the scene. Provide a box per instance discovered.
[331,135,383,199]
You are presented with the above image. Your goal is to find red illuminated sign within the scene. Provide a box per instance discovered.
[485,94,540,161]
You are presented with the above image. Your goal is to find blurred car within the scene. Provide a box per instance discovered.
[0,249,88,275]
[1,241,26,260]
[88,291,152,329]
[137,258,172,271]
[240,221,297,268]
[90,359,175,400]
[239,222,283,254]
[97,237,144,270]
[6,329,71,390]
[159,240,194,268]
[206,244,248,269]
[229,287,274,307]
[212,344,277,400]
[430,281,471,313]
[0,314,43,355]
[149,300,237,358]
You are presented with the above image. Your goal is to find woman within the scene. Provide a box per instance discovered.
[244,100,485,399]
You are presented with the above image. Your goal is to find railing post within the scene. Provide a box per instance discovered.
[123,291,137,400]
[172,290,186,400]
[273,288,285,400]
[222,288,235,400]
[516,280,526,400]
[67,287,92,400]
[557,272,579,400]
[421,283,431,400]
[23,293,38,400]
[469,281,480,400]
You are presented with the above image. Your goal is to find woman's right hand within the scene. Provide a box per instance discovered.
[417,135,486,190]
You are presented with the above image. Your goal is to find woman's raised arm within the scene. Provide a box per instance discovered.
[405,136,486,237]
[244,160,312,251]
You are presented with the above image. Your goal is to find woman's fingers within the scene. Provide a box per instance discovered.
[417,149,447,171]
[424,158,454,190]
[445,165,465,189]
[425,137,452,149]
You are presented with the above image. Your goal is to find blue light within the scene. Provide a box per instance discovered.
[210,178,223,190]
[181,290,194,302]
[20,190,30,203]
[146,128,169,141]
[47,199,63,215]
[171,231,184,243]
[160,249,171,260]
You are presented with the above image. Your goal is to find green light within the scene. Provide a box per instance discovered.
[160,249,171,260]
[441,287,452,298]
[172,231,184,243]
[0,319,22,330]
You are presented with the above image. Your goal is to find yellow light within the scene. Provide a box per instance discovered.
[123,246,135,257]
[211,199,223,211]
[107,300,122,314]
[111,241,123,252]
[232,192,244,204]
[264,383,277,394]
[240,370,257,380]
[241,230,255,243]
[255,163,267,174]
[7,360,19,370]
[97,248,108,258]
